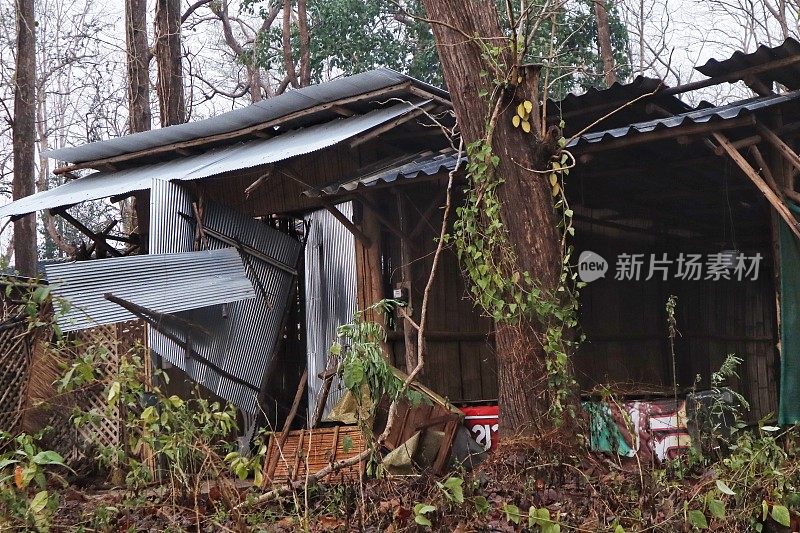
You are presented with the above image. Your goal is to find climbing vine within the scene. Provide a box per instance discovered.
[451,43,584,424]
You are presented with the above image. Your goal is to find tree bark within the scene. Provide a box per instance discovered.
[13,0,37,277]
[126,0,152,238]
[154,0,186,126]
[420,0,571,436]
[297,0,311,86]
[126,0,152,133]
[593,0,617,87]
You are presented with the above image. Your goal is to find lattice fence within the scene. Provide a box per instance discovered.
[0,281,147,468]
[0,318,35,436]
[64,320,147,464]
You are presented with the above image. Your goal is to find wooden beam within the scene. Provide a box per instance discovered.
[52,209,122,257]
[661,53,800,97]
[349,104,436,148]
[743,76,774,96]
[320,200,372,248]
[53,82,416,174]
[265,365,308,480]
[712,132,800,240]
[574,115,754,155]
[749,145,782,197]
[713,134,761,155]
[755,120,800,174]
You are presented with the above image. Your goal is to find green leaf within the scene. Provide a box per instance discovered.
[343,359,364,390]
[342,435,353,453]
[771,505,791,527]
[0,458,20,470]
[28,491,49,514]
[716,479,736,496]
[762,500,769,522]
[708,499,725,519]
[439,476,464,503]
[32,450,65,466]
[107,381,121,405]
[503,503,521,525]
[614,526,626,533]
[473,496,489,515]
[688,510,708,529]
[413,503,435,527]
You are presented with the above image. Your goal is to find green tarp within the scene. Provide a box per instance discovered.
[779,215,800,425]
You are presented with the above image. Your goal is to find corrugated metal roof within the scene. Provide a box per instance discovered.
[47,68,447,164]
[0,102,421,219]
[548,76,668,114]
[306,150,463,197]
[45,248,255,332]
[568,90,800,147]
[696,38,800,90]
[149,190,303,414]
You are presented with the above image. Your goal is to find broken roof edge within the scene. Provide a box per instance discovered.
[696,37,800,79]
[567,89,800,148]
[47,68,449,168]
[0,102,424,220]
[305,149,464,198]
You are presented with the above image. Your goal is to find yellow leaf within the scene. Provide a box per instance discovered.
[552,183,561,197]
[517,76,523,83]
[550,173,558,186]
[521,120,531,133]
[14,466,24,489]
[512,115,521,128]
[524,100,533,113]
[516,103,526,118]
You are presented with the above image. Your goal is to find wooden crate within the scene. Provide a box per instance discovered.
[263,425,366,484]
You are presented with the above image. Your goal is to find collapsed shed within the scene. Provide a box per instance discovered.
[1,40,800,459]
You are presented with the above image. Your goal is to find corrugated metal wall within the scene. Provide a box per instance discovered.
[149,180,303,414]
[304,203,357,420]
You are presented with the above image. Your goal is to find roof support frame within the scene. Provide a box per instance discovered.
[51,207,122,258]
[320,199,372,248]
[712,131,800,240]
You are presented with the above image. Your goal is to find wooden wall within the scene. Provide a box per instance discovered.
[574,213,779,421]
[356,182,498,403]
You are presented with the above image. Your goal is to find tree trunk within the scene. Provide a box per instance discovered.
[297,0,311,86]
[126,0,151,238]
[13,0,37,277]
[420,0,572,436]
[154,0,186,126]
[593,0,617,87]
[126,0,152,133]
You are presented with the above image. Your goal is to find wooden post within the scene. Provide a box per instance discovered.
[395,192,418,372]
[265,366,308,481]
[353,200,390,357]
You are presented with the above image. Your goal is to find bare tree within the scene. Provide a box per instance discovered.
[126,0,151,133]
[13,0,37,276]
[594,0,617,86]
[154,0,186,126]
